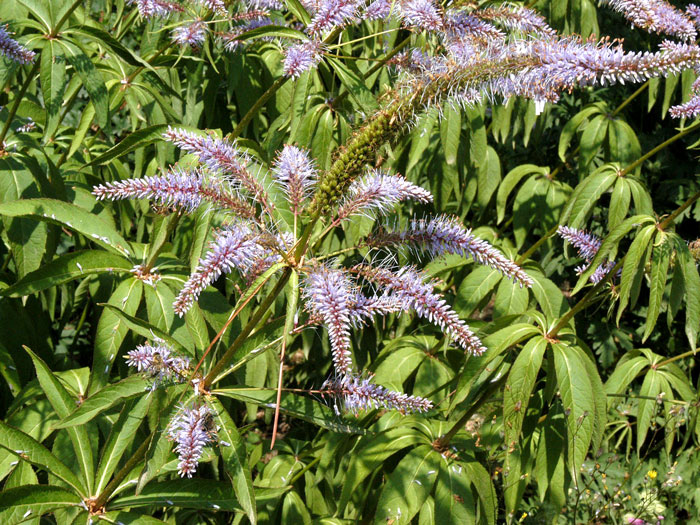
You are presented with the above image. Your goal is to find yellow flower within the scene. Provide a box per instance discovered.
[647,470,658,480]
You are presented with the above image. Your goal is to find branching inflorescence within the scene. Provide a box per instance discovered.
[100,0,700,477]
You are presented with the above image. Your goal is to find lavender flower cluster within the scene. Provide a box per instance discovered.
[167,403,216,477]
[96,126,532,427]
[125,341,191,387]
[558,226,618,284]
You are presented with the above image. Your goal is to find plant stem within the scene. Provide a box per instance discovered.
[655,348,698,369]
[436,374,507,448]
[620,120,700,177]
[658,189,700,230]
[547,259,623,338]
[516,223,559,265]
[202,268,292,389]
[52,0,83,36]
[91,435,150,510]
[0,61,39,146]
[230,75,288,140]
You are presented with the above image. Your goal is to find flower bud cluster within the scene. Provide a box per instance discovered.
[167,403,215,477]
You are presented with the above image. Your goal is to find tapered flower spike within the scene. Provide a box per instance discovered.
[337,171,433,221]
[303,266,354,375]
[306,0,362,34]
[347,293,406,328]
[369,215,534,287]
[172,20,208,49]
[283,40,324,78]
[364,0,391,20]
[174,224,266,316]
[601,0,696,41]
[163,128,270,207]
[670,95,700,118]
[558,226,618,284]
[167,403,215,478]
[354,265,487,355]
[399,0,443,31]
[126,0,184,18]
[92,167,257,218]
[125,341,190,386]
[474,5,554,35]
[0,24,35,64]
[272,145,317,214]
[322,373,433,415]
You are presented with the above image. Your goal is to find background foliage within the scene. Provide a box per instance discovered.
[1,0,699,524]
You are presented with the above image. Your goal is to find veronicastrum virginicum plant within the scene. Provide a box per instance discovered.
[1,0,700,523]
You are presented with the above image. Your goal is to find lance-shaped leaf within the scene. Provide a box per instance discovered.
[0,199,132,256]
[0,485,81,523]
[86,125,169,166]
[434,461,475,524]
[56,375,150,428]
[552,343,594,480]
[95,395,151,494]
[26,348,95,494]
[99,304,187,354]
[0,251,132,297]
[210,398,256,524]
[374,445,441,525]
[617,224,656,323]
[504,336,547,447]
[0,421,84,495]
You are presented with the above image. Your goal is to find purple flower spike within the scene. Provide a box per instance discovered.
[400,0,443,31]
[92,167,257,218]
[364,0,391,20]
[337,170,433,221]
[369,215,533,287]
[355,265,487,355]
[306,0,362,34]
[558,225,618,283]
[125,341,190,385]
[670,94,700,118]
[163,127,270,210]
[601,0,696,41]
[172,20,207,49]
[304,266,354,375]
[174,224,263,316]
[323,374,433,415]
[283,40,323,78]
[126,0,184,18]
[0,24,35,64]
[168,403,215,478]
[272,145,317,214]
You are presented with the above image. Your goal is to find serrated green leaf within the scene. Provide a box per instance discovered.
[579,115,608,166]
[434,461,475,524]
[637,369,663,452]
[477,146,501,209]
[95,395,151,494]
[504,336,547,446]
[0,421,84,495]
[560,169,616,229]
[608,177,631,231]
[0,199,132,256]
[0,485,81,522]
[26,348,94,493]
[57,375,149,428]
[40,40,66,139]
[558,105,602,162]
[534,412,566,507]
[337,426,426,513]
[1,251,132,297]
[552,343,594,480]
[617,224,656,323]
[374,445,440,525]
[455,266,502,316]
[644,239,672,341]
[87,124,168,166]
[492,275,529,317]
[496,165,548,224]
[99,303,187,354]
[210,398,257,524]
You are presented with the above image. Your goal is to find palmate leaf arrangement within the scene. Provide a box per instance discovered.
[2,0,700,522]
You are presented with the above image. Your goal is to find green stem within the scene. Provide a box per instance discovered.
[51,0,83,36]
[658,189,700,230]
[0,61,39,146]
[436,374,507,448]
[620,120,700,177]
[516,224,558,265]
[230,75,288,140]
[203,268,292,389]
[547,259,624,338]
[91,435,150,509]
[655,349,698,369]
